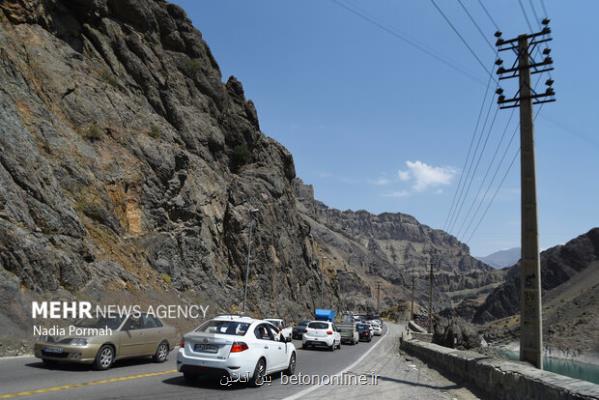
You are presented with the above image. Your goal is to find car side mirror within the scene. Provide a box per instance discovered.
[285,336,292,343]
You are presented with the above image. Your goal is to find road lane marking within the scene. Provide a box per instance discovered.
[282,326,391,400]
[0,369,178,399]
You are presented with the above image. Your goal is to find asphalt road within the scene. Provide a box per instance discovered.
[0,327,388,400]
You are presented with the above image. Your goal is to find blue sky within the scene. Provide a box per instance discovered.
[173,0,599,256]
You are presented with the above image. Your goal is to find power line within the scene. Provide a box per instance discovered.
[477,0,499,31]
[464,103,546,244]
[443,72,493,231]
[429,0,496,81]
[448,104,499,234]
[448,84,499,232]
[455,109,516,239]
[460,74,547,241]
[518,0,534,33]
[528,0,541,26]
[458,114,518,240]
[446,87,497,233]
[329,0,486,85]
[465,147,519,244]
[456,0,495,53]
[540,0,549,17]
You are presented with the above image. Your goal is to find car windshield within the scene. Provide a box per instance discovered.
[75,316,125,330]
[297,320,309,327]
[357,324,368,331]
[195,320,250,336]
[308,322,329,330]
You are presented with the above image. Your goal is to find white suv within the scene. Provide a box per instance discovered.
[302,321,341,351]
[177,315,297,386]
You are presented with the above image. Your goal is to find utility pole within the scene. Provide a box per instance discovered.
[241,208,259,314]
[495,20,555,369]
[428,253,434,334]
[376,282,381,314]
[410,275,415,320]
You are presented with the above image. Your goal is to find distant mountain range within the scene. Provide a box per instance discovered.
[476,247,521,269]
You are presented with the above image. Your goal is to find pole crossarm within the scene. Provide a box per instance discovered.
[494,23,556,108]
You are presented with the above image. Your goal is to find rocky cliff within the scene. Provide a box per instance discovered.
[0,0,497,353]
[474,228,599,323]
[294,180,503,311]
[474,228,599,354]
[0,0,326,338]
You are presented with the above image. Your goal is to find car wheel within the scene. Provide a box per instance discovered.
[338,341,342,349]
[183,371,198,383]
[329,343,335,351]
[153,341,169,363]
[284,352,296,375]
[249,358,267,387]
[93,345,114,370]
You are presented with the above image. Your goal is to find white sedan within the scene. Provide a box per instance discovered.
[177,315,296,386]
[372,323,383,336]
[302,321,342,351]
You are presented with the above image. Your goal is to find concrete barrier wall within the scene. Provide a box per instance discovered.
[400,339,599,400]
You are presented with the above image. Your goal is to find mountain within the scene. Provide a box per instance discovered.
[0,0,496,353]
[473,228,599,354]
[476,247,521,269]
[294,180,504,311]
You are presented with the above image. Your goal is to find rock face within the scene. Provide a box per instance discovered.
[474,228,599,323]
[0,0,320,333]
[473,228,599,354]
[294,179,502,311]
[0,0,496,348]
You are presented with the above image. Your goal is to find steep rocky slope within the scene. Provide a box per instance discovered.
[0,0,325,336]
[294,180,503,311]
[474,228,599,323]
[0,0,497,353]
[474,228,599,354]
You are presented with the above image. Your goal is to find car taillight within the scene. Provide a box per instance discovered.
[231,342,249,353]
[326,330,333,335]
[179,338,185,348]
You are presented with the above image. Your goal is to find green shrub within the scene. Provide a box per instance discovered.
[161,273,172,284]
[83,123,103,141]
[231,144,251,172]
[99,70,119,88]
[149,124,161,139]
[181,58,202,77]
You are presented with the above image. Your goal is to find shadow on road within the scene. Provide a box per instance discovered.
[377,374,462,390]
[25,352,176,372]
[163,371,285,391]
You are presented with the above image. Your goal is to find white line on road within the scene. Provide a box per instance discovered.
[0,355,33,360]
[282,328,391,400]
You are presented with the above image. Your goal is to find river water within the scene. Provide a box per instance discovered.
[499,350,599,385]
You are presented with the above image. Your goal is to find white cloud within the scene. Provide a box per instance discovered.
[383,190,411,198]
[398,160,457,192]
[370,177,391,186]
[398,170,410,181]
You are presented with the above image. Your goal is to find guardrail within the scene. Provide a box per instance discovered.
[400,339,599,400]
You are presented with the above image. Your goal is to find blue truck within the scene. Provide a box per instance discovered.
[314,308,336,322]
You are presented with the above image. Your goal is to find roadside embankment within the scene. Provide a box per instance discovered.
[400,339,599,400]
